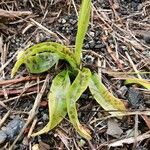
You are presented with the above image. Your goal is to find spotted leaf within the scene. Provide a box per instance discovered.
[89,73,126,117]
[25,52,59,73]
[32,70,70,136]
[67,68,92,140]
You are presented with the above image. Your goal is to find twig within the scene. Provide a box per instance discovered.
[0,9,32,18]
[30,18,62,43]
[27,117,38,139]
[109,133,150,147]
[3,91,37,103]
[9,74,50,150]
[0,76,43,86]
[125,51,142,79]
[0,110,11,129]
[0,86,42,96]
[71,0,79,17]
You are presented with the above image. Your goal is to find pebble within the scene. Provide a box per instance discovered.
[117,86,128,98]
[89,40,96,49]
[0,117,25,144]
[61,18,67,24]
[127,87,143,108]
[89,31,95,37]
[5,118,25,139]
[143,35,150,44]
[0,130,7,144]
[42,113,49,121]
[83,55,94,64]
[95,44,103,49]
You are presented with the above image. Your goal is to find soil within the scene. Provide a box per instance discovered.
[0,0,150,149]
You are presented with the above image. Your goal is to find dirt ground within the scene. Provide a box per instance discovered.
[0,0,150,149]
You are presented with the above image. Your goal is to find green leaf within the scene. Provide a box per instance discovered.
[75,0,91,65]
[11,58,25,78]
[89,73,126,117]
[24,42,77,69]
[25,52,59,73]
[124,78,150,90]
[32,70,70,136]
[11,42,78,77]
[67,68,92,140]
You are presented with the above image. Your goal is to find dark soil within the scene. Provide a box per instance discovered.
[0,0,150,149]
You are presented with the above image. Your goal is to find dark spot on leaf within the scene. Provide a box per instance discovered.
[63,108,67,112]
[71,115,75,119]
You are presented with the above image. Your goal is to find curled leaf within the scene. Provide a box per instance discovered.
[32,70,70,136]
[11,42,78,77]
[125,78,150,90]
[89,73,126,117]
[25,52,59,73]
[67,68,92,140]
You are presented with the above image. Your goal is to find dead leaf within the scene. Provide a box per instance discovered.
[57,129,70,150]
[106,119,123,138]
[39,141,50,150]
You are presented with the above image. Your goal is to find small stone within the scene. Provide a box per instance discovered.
[127,87,143,108]
[0,130,7,144]
[58,18,62,23]
[83,55,94,64]
[117,86,128,98]
[42,113,49,121]
[61,18,66,24]
[144,35,150,44]
[5,117,25,139]
[84,43,90,49]
[89,40,95,48]
[95,44,103,49]
[89,31,95,37]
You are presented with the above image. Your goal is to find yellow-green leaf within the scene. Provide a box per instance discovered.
[25,52,59,73]
[89,73,126,117]
[125,78,150,90]
[32,70,70,136]
[67,68,92,140]
[11,42,78,77]
[75,0,91,65]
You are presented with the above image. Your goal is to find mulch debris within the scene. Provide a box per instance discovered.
[0,0,150,149]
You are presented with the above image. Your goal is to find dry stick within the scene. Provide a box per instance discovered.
[0,110,11,129]
[3,80,45,103]
[71,0,79,17]
[92,110,150,123]
[133,114,139,149]
[109,133,150,147]
[3,91,37,103]
[0,101,9,110]
[125,51,142,79]
[0,76,42,86]
[102,38,124,70]
[27,117,38,139]
[88,140,96,150]
[0,86,42,96]
[0,9,32,18]
[30,18,62,43]
[9,74,50,150]
[92,4,112,29]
